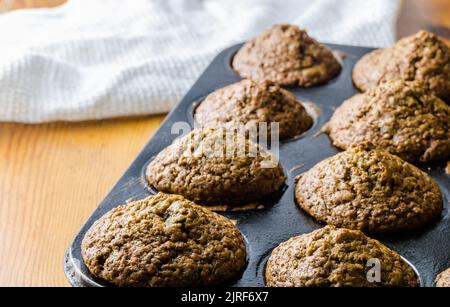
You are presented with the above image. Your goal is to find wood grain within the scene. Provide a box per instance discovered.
[398,0,450,40]
[0,116,164,286]
[0,0,449,287]
[0,0,64,12]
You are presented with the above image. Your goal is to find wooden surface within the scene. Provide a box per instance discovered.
[0,0,64,12]
[397,0,450,39]
[0,0,449,287]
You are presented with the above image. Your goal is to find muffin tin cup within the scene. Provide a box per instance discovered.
[64,43,450,287]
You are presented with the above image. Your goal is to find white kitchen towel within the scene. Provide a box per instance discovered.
[0,0,401,123]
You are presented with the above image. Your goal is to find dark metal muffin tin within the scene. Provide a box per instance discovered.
[64,43,450,287]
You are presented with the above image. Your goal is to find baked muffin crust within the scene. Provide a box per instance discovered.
[295,146,443,233]
[233,24,341,87]
[436,268,450,287]
[195,79,313,140]
[324,80,450,163]
[265,226,419,287]
[146,128,285,206]
[82,193,247,287]
[353,30,450,103]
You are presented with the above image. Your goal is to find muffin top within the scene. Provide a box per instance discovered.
[436,268,450,287]
[232,24,341,87]
[146,128,285,206]
[265,226,419,287]
[324,80,450,163]
[195,79,313,140]
[81,193,247,287]
[295,146,442,233]
[353,30,450,103]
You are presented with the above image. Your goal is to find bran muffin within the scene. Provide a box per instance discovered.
[146,128,285,206]
[436,268,450,287]
[265,226,419,287]
[195,79,313,140]
[295,146,443,233]
[232,24,341,87]
[324,80,450,163]
[353,31,450,103]
[81,193,247,287]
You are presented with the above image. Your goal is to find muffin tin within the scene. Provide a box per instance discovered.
[64,43,450,287]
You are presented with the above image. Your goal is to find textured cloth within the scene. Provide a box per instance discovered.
[0,0,401,123]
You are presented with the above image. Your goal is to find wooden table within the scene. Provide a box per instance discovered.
[0,0,449,286]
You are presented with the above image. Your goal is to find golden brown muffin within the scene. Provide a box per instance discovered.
[81,193,247,287]
[324,80,450,163]
[295,146,443,233]
[233,24,341,87]
[353,31,450,103]
[436,268,450,287]
[146,128,285,206]
[265,226,419,287]
[195,79,313,140]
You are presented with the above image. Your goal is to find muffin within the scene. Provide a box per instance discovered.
[324,80,450,163]
[232,24,341,87]
[295,146,443,233]
[265,226,419,287]
[436,268,450,287]
[195,79,313,140]
[146,128,285,206]
[81,193,247,287]
[353,30,450,103]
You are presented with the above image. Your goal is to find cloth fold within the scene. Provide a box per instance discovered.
[0,0,401,123]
